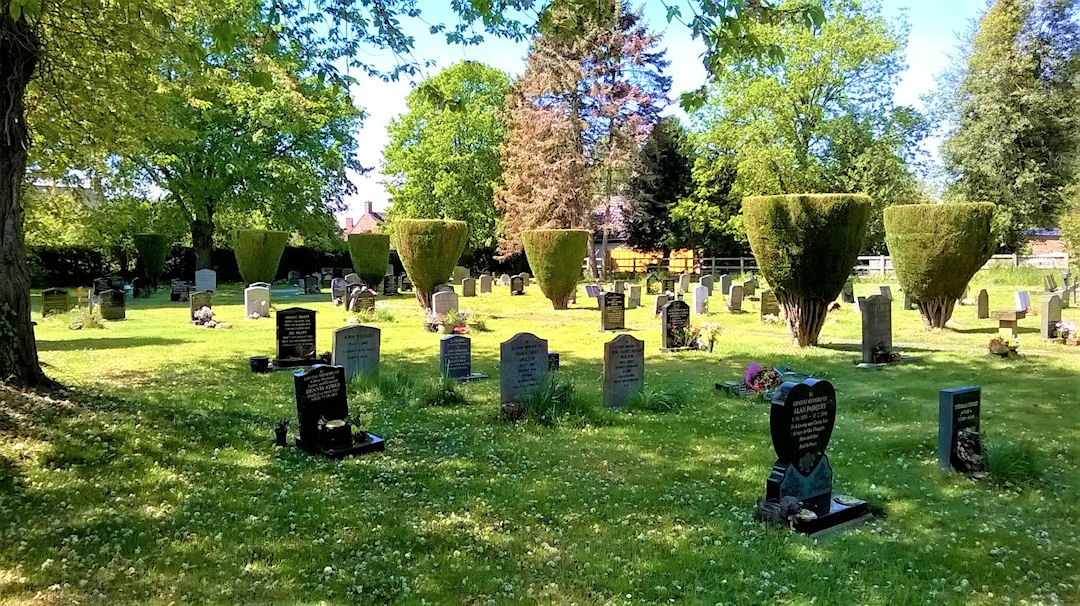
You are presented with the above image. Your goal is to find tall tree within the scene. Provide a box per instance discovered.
[623,116,692,253]
[939,0,1080,249]
[383,61,510,254]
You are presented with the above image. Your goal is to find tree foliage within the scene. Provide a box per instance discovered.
[234,229,289,284]
[391,219,468,310]
[623,117,691,253]
[522,229,589,309]
[347,232,391,288]
[383,61,510,254]
[937,0,1080,249]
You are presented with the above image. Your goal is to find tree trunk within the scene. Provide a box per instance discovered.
[777,292,831,347]
[0,15,45,387]
[415,289,433,312]
[191,217,214,271]
[917,296,957,330]
[586,237,599,280]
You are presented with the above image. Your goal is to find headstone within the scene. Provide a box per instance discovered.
[760,289,780,318]
[99,289,125,321]
[519,272,531,284]
[719,274,732,297]
[304,274,321,295]
[433,283,454,295]
[399,274,413,292]
[440,334,472,380]
[601,291,626,331]
[678,274,691,294]
[661,278,676,294]
[195,269,217,293]
[275,307,317,366]
[479,274,492,294]
[701,275,714,295]
[1015,291,1030,313]
[92,277,111,295]
[603,334,645,409]
[585,284,602,300]
[938,386,983,473]
[547,351,560,372]
[765,379,868,533]
[1041,295,1062,339]
[627,285,642,309]
[499,273,511,286]
[75,287,90,308]
[320,267,335,288]
[451,266,470,284]
[170,280,191,302]
[1044,274,1057,292]
[250,281,271,289]
[653,294,668,316]
[462,277,477,297]
[660,299,691,350]
[841,279,855,304]
[692,284,708,314]
[878,285,892,301]
[613,279,626,294]
[348,287,376,313]
[331,278,349,305]
[288,270,302,286]
[332,325,380,381]
[743,279,757,298]
[432,290,458,316]
[902,291,915,311]
[510,275,525,296]
[189,291,212,322]
[245,285,270,318]
[293,365,348,452]
[41,288,70,316]
[646,274,660,294]
[727,285,744,312]
[858,295,892,364]
[976,289,989,319]
[344,272,361,285]
[500,333,549,405]
[381,275,397,296]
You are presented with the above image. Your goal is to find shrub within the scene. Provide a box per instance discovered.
[347,233,391,287]
[522,229,589,310]
[626,386,685,413]
[233,229,289,284]
[985,438,1043,488]
[884,203,996,328]
[743,194,870,346]
[1062,211,1080,269]
[391,219,468,310]
[132,234,170,289]
[417,377,470,407]
[521,374,592,426]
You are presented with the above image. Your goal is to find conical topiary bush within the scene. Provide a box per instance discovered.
[347,233,391,288]
[391,219,468,310]
[523,229,589,310]
[234,229,289,284]
[884,203,996,329]
[744,194,870,347]
[133,233,170,290]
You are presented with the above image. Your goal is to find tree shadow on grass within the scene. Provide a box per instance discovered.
[36,337,190,352]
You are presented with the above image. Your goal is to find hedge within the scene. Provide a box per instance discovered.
[744,194,870,346]
[884,202,996,328]
[523,229,589,310]
[392,219,468,310]
[347,233,391,287]
[133,234,171,289]
[233,229,289,284]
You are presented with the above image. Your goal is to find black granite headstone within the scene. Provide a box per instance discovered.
[41,288,70,316]
[304,274,321,295]
[660,300,690,350]
[661,278,676,294]
[938,386,984,473]
[601,291,625,331]
[275,307,317,366]
[293,364,384,457]
[510,275,525,296]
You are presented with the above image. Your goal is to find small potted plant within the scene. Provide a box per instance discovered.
[701,322,722,352]
[745,362,782,392]
[988,336,1018,357]
[1060,321,1078,346]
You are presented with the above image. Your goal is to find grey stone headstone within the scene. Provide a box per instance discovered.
[462,277,477,297]
[500,333,549,404]
[719,274,732,297]
[613,280,626,294]
[977,289,989,319]
[938,386,982,473]
[693,284,708,314]
[660,300,691,349]
[344,272,362,285]
[841,279,855,304]
[479,274,492,294]
[451,266,470,284]
[727,285,744,312]
[878,285,892,301]
[678,274,691,294]
[245,286,270,318]
[603,334,645,408]
[601,291,626,331]
[41,288,70,316]
[701,275,714,295]
[331,278,349,304]
[859,294,892,364]
[189,291,212,322]
[743,279,757,297]
[440,334,472,380]
[902,290,915,311]
[432,290,458,316]
[331,325,380,381]
[195,269,216,293]
[654,294,668,316]
[627,285,641,309]
[1041,295,1062,338]
[760,289,780,318]
[499,273,511,286]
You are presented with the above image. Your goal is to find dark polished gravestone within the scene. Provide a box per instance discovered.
[331,325,380,381]
[510,275,525,296]
[601,291,626,331]
[938,386,985,474]
[189,291,212,322]
[440,334,488,382]
[499,333,549,405]
[275,307,318,367]
[293,364,384,458]
[661,278,676,295]
[660,299,691,351]
[603,334,645,408]
[320,267,335,289]
[170,280,192,303]
[41,288,71,317]
[382,274,398,296]
[99,289,126,321]
[348,287,376,313]
[304,274,321,295]
[765,378,870,535]
[331,278,349,305]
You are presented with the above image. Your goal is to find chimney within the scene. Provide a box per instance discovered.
[345,217,354,230]
[365,200,374,215]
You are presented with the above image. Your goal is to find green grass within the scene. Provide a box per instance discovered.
[2,274,1079,604]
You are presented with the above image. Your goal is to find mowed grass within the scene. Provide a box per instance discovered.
[2,273,1078,605]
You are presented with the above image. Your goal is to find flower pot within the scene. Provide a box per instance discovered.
[437,324,452,334]
[250,356,270,373]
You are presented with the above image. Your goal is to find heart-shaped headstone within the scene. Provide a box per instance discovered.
[770,378,837,475]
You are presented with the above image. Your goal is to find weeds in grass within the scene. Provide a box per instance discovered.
[350,370,415,403]
[417,377,470,407]
[522,374,592,425]
[626,385,685,413]
[985,438,1044,487]
[351,308,395,323]
[68,307,104,330]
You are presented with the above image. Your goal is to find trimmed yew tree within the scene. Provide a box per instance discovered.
[347,233,391,287]
[133,234,170,290]
[884,203,996,329]
[744,194,870,347]
[233,229,288,284]
[392,219,468,310]
[523,229,589,310]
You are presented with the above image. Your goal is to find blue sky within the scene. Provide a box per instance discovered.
[339,0,988,223]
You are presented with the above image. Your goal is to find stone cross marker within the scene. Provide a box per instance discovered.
[976,289,989,319]
[1041,294,1063,338]
[432,290,458,316]
[500,333,549,404]
[603,334,645,408]
[660,299,691,350]
[938,386,983,473]
[99,289,125,320]
[692,284,708,314]
[276,307,317,366]
[245,285,270,318]
[462,277,477,297]
[859,294,892,364]
[479,274,492,294]
[627,284,641,309]
[760,289,780,318]
[727,285,744,312]
[601,291,626,331]
[189,291,212,322]
[195,268,217,293]
[332,325,380,381]
[510,276,525,296]
[41,288,70,316]
[719,274,732,297]
[348,287,376,313]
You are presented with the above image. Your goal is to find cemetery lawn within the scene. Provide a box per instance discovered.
[3,278,1079,605]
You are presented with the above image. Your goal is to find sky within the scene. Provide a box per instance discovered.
[336,0,988,225]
